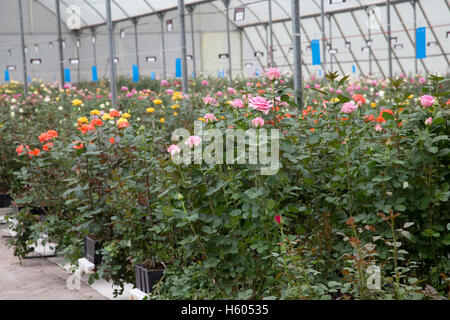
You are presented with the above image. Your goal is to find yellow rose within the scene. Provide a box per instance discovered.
[122,112,131,118]
[173,112,178,116]
[77,117,89,124]
[159,118,165,123]
[171,104,180,109]
[146,107,155,113]
[371,102,377,108]
[72,99,83,106]
[90,109,101,116]
[153,99,163,105]
[102,113,114,120]
[117,117,128,125]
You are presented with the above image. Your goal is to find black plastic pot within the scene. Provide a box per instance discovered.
[0,194,11,208]
[134,264,164,294]
[84,235,102,265]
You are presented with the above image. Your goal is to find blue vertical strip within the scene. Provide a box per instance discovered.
[64,68,71,82]
[4,70,10,81]
[352,65,356,73]
[91,66,98,82]
[151,72,155,80]
[312,39,321,66]
[132,64,139,82]
[255,68,259,77]
[27,76,31,83]
[175,58,182,77]
[318,69,322,76]
[416,27,426,59]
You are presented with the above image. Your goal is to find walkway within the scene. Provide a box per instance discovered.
[0,226,106,300]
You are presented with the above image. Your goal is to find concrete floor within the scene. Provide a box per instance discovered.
[0,226,106,300]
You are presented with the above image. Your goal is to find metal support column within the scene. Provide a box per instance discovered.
[268,0,274,67]
[291,0,302,109]
[223,0,232,80]
[105,0,117,106]
[18,0,28,96]
[157,13,167,79]
[178,0,189,93]
[91,27,97,67]
[55,0,65,87]
[328,14,332,73]
[320,0,327,74]
[187,5,197,78]
[368,10,372,75]
[387,0,392,78]
[132,18,140,70]
[413,0,417,74]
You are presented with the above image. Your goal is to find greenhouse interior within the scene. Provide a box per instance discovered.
[0,0,449,302]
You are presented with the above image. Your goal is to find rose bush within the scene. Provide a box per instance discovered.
[0,72,448,299]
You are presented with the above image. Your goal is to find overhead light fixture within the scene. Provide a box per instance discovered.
[7,65,16,71]
[146,56,157,62]
[113,57,119,63]
[166,20,173,32]
[30,58,42,64]
[427,41,437,47]
[234,7,245,21]
[34,44,39,53]
[366,39,373,47]
[120,29,125,38]
[49,41,53,50]
[69,58,80,64]
[345,41,351,49]
[187,54,193,60]
[390,36,398,44]
[394,43,403,49]
[254,51,264,57]
[62,40,66,48]
[330,0,346,3]
[245,62,253,68]
[361,46,370,52]
[288,47,293,53]
[329,48,338,54]
[92,35,96,44]
[326,44,331,50]
[76,39,81,47]
[218,53,229,59]
[24,46,27,53]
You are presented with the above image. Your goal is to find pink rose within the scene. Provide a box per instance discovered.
[185,136,202,148]
[230,99,244,108]
[203,95,216,106]
[341,101,358,114]
[420,95,435,108]
[425,117,432,126]
[265,67,281,81]
[120,86,128,92]
[160,80,169,86]
[418,77,426,84]
[167,144,181,155]
[204,113,217,123]
[375,124,383,132]
[248,96,272,115]
[252,117,264,128]
[202,80,209,86]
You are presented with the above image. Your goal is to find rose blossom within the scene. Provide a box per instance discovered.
[167,144,181,155]
[204,113,218,123]
[252,117,264,128]
[230,98,244,108]
[265,68,281,81]
[420,95,435,108]
[341,101,358,114]
[185,136,202,148]
[248,96,272,115]
[425,117,432,126]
